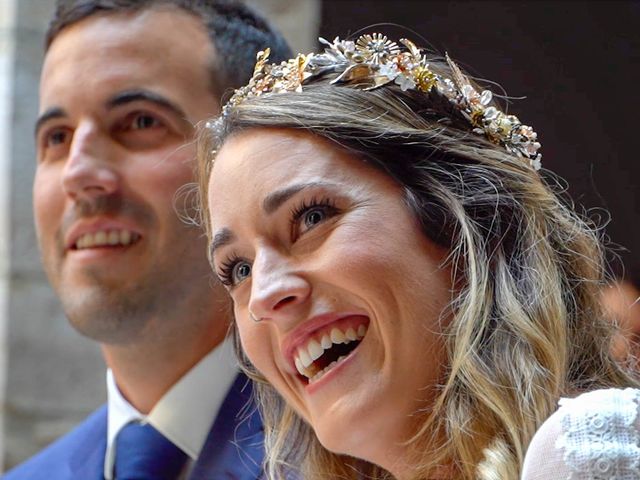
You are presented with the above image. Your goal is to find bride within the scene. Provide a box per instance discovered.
[197,33,639,479]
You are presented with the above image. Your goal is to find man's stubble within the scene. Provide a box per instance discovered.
[43,192,217,345]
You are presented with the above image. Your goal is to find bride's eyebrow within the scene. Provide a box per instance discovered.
[262,181,335,214]
[209,228,235,258]
[210,181,340,257]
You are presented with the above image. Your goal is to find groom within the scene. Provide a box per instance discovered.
[4,1,290,478]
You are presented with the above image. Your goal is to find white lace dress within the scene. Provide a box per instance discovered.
[521,388,640,479]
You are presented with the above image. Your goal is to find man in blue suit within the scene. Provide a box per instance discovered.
[4,1,291,479]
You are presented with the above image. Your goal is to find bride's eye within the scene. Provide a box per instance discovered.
[303,207,327,228]
[218,257,252,287]
[290,197,338,237]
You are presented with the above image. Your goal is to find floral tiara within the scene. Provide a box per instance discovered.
[223,33,542,170]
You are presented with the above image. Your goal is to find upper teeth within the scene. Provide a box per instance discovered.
[75,230,138,249]
[294,324,367,377]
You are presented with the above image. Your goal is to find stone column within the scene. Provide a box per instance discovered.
[0,0,319,470]
[2,1,107,469]
[0,0,19,467]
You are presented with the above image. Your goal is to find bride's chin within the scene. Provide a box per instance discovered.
[312,425,409,476]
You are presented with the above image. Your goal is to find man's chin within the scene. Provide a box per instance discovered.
[61,288,155,345]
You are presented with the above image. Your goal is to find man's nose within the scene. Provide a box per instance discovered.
[62,121,119,201]
[247,248,311,324]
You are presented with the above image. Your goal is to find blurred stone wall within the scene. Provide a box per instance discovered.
[0,0,18,468]
[2,0,111,470]
[0,0,319,470]
[245,0,320,54]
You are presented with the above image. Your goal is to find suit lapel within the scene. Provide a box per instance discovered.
[189,374,264,480]
[61,377,264,480]
[69,404,108,480]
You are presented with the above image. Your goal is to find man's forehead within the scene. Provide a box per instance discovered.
[39,6,216,114]
[43,7,213,69]
[47,5,209,49]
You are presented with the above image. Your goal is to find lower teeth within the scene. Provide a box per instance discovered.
[308,355,347,384]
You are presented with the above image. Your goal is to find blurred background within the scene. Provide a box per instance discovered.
[0,0,637,470]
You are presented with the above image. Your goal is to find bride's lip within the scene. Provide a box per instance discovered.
[281,312,369,375]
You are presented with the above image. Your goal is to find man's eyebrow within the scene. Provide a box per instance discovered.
[34,90,190,138]
[262,181,333,215]
[34,107,66,137]
[209,228,236,258]
[106,89,188,121]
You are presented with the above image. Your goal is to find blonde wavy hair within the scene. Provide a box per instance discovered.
[196,56,637,479]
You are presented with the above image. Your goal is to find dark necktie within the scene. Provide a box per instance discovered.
[114,421,189,480]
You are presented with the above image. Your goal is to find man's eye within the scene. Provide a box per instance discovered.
[131,114,161,130]
[46,129,69,147]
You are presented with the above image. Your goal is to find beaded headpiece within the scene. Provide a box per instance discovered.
[223,33,542,170]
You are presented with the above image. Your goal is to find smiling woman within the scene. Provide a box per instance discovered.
[196,34,640,479]
[207,128,454,477]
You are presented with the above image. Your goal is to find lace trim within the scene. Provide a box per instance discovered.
[555,388,640,479]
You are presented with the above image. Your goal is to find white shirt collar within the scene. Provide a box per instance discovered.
[104,336,238,480]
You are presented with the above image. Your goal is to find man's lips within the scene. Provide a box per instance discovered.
[65,220,143,251]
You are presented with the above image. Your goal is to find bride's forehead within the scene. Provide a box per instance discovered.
[213,133,348,181]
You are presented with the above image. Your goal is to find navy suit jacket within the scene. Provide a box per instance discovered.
[3,374,264,480]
